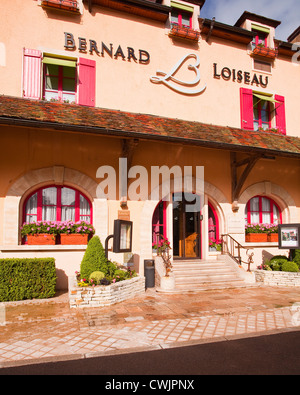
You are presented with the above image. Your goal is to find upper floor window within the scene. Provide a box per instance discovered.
[23,49,96,107]
[240,88,286,134]
[252,29,268,49]
[253,95,271,131]
[43,59,76,103]
[24,186,92,224]
[171,8,192,28]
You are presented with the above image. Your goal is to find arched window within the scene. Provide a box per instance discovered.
[245,196,281,224]
[208,201,219,243]
[24,186,92,224]
[152,200,167,245]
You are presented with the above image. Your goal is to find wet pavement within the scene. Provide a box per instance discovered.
[0,285,299,368]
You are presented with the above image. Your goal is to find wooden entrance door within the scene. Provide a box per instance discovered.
[173,193,201,259]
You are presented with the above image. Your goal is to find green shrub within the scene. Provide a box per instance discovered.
[293,250,300,269]
[269,258,287,271]
[281,261,299,272]
[89,271,105,284]
[270,255,288,262]
[0,258,56,302]
[80,236,115,279]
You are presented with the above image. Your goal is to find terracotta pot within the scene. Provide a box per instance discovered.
[60,234,88,245]
[267,233,278,242]
[245,233,268,242]
[27,234,56,245]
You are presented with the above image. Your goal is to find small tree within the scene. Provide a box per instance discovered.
[80,236,108,280]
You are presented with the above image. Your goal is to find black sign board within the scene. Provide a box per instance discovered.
[278,224,300,249]
[113,219,133,253]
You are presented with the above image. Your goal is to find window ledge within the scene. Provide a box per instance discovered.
[250,46,278,59]
[41,0,80,14]
[243,242,282,247]
[169,25,200,41]
[0,245,87,251]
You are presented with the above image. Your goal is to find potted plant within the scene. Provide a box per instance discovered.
[209,238,222,251]
[245,223,268,242]
[152,236,171,256]
[20,221,58,245]
[57,220,95,245]
[252,45,277,59]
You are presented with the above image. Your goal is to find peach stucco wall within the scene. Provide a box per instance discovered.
[0,0,299,136]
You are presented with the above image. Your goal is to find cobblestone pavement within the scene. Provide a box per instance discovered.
[0,285,299,367]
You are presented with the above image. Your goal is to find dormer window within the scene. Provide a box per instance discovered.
[252,27,269,49]
[171,8,192,29]
[169,1,200,42]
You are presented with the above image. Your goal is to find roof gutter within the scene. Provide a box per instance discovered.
[1,116,299,159]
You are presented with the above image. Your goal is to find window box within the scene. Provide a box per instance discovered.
[27,234,56,245]
[251,46,277,59]
[267,233,278,243]
[169,24,200,41]
[41,0,79,13]
[245,233,268,243]
[60,234,88,245]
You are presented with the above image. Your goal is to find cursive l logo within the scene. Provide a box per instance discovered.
[150,53,206,95]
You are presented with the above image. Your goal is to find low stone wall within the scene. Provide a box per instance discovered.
[255,270,300,287]
[68,275,145,308]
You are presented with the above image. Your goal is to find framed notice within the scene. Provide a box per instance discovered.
[113,219,133,253]
[278,224,300,249]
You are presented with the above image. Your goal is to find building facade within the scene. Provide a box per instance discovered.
[0,0,299,289]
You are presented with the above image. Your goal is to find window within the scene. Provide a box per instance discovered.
[171,8,192,28]
[240,88,286,134]
[253,59,272,73]
[253,96,271,131]
[23,49,96,106]
[252,29,268,49]
[152,201,167,245]
[24,186,92,224]
[245,196,281,225]
[43,62,76,103]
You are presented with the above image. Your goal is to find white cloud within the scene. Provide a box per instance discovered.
[201,0,300,40]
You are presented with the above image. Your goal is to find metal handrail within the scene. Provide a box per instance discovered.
[221,234,254,272]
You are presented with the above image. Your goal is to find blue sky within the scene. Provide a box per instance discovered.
[200,0,300,41]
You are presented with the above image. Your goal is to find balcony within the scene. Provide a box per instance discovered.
[41,0,80,13]
[169,23,200,42]
[251,45,278,60]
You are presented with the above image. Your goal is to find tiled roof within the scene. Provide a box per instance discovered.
[0,95,300,158]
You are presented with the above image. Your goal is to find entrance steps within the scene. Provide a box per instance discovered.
[171,259,247,292]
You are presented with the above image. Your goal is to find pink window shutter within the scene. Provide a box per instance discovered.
[240,88,254,130]
[275,95,286,135]
[78,58,96,107]
[23,48,42,100]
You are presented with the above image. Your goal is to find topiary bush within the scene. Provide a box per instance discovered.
[80,236,116,280]
[281,261,299,272]
[0,258,56,302]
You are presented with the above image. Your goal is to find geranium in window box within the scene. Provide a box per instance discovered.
[267,224,279,242]
[21,221,58,245]
[57,221,95,245]
[245,223,269,242]
[251,45,277,59]
[169,23,200,41]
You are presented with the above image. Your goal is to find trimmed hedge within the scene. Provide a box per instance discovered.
[0,258,56,302]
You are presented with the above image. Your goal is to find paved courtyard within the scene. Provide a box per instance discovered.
[0,285,299,367]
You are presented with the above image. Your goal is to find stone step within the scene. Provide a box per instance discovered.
[169,259,245,292]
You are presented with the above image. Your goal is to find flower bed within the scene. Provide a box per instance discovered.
[68,275,145,308]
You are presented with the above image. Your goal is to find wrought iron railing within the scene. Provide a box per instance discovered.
[221,234,254,272]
